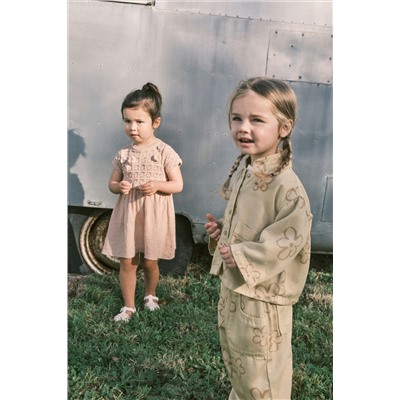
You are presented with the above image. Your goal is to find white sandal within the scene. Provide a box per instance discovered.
[113,306,136,322]
[143,295,160,311]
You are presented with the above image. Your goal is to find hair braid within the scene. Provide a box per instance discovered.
[220,154,245,199]
[274,136,292,176]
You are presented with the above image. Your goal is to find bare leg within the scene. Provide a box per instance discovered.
[119,255,140,316]
[142,258,159,296]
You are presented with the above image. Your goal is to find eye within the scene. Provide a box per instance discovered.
[231,116,241,122]
[252,118,264,123]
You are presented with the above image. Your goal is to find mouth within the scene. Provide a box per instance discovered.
[238,138,254,144]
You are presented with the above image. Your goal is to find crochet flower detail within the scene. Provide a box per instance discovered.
[276,227,303,260]
[117,151,132,169]
[239,263,261,286]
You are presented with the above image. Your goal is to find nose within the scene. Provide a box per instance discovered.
[130,122,137,131]
[237,120,251,133]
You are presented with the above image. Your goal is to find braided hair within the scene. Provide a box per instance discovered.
[121,82,162,123]
[221,77,297,198]
[220,154,246,199]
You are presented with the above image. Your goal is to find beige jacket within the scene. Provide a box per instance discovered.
[209,153,313,305]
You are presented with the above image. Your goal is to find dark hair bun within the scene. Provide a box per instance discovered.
[142,82,162,105]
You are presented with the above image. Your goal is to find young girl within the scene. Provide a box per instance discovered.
[102,83,183,322]
[205,77,312,399]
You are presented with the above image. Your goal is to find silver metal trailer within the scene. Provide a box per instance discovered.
[68,0,333,275]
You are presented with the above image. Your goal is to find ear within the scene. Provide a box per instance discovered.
[279,120,293,138]
[152,117,161,129]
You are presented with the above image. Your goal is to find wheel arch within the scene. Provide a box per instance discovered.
[68,206,196,276]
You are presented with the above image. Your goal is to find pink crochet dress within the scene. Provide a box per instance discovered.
[102,139,182,260]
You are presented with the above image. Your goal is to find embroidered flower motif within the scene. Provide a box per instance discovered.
[266,270,286,297]
[218,295,227,325]
[269,330,282,352]
[254,285,269,300]
[298,240,311,264]
[252,154,282,191]
[223,350,244,379]
[267,283,279,296]
[253,327,268,347]
[230,357,245,378]
[286,187,306,208]
[253,174,274,192]
[250,387,272,400]
[221,350,232,377]
[239,263,261,286]
[276,227,303,260]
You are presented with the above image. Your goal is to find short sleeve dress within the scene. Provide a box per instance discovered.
[102,138,182,260]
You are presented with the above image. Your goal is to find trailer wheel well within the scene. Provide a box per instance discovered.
[78,209,194,276]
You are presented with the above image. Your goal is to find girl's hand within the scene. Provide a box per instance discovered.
[140,181,159,196]
[205,213,222,241]
[119,180,132,195]
[219,244,237,268]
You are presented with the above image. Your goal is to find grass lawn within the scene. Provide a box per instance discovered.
[68,246,332,399]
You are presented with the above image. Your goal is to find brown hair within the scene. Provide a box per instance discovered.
[121,82,162,123]
[221,77,297,199]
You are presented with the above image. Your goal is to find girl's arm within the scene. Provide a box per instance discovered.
[108,169,132,195]
[140,166,183,196]
[230,196,312,285]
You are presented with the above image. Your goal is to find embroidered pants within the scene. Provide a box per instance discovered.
[218,283,293,400]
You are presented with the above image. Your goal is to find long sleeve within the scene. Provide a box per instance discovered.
[231,193,311,287]
[210,154,313,305]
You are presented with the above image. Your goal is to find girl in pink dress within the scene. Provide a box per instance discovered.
[102,83,183,322]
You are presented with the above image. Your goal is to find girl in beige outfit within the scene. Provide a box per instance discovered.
[205,78,312,399]
[102,83,183,322]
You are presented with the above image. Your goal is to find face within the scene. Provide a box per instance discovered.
[122,107,160,146]
[230,91,292,164]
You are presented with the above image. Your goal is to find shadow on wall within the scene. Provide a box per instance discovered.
[68,128,86,205]
[68,129,86,273]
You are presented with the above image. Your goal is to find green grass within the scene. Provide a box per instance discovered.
[68,247,332,400]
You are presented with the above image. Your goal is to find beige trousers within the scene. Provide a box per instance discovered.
[218,284,293,400]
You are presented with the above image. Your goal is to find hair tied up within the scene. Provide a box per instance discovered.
[142,82,158,93]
